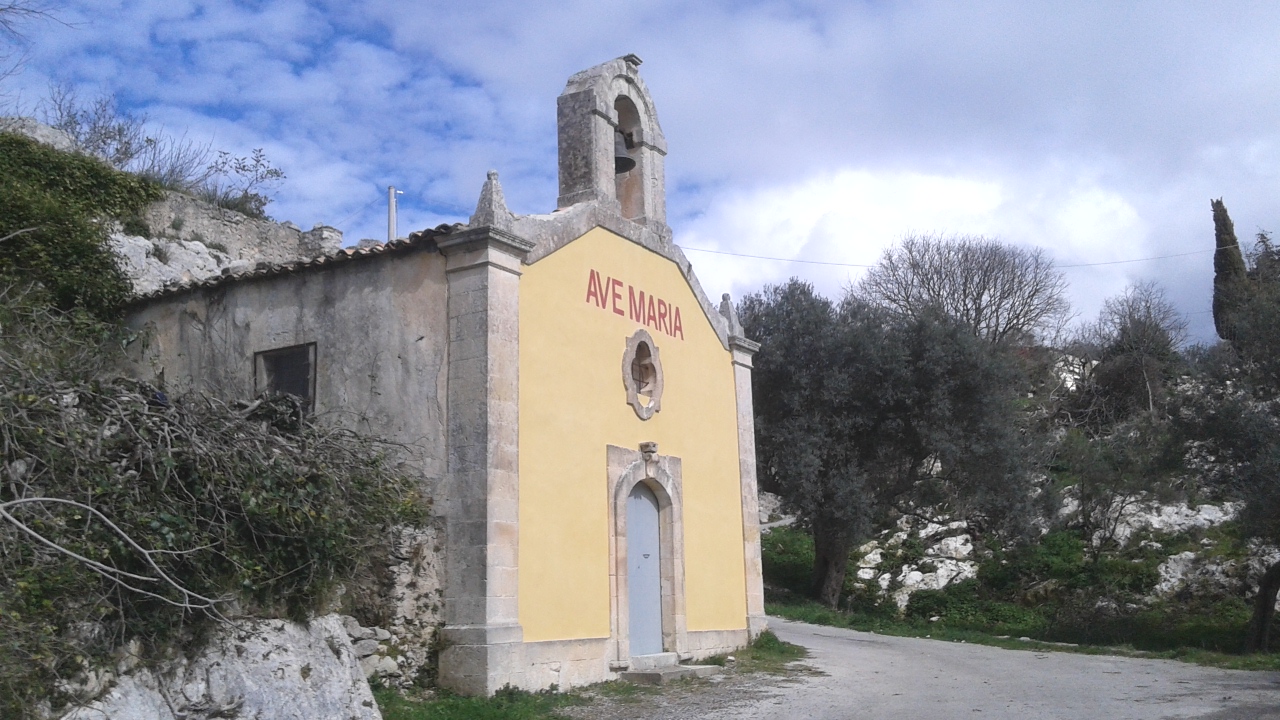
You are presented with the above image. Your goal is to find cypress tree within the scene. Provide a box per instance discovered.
[1211,198,1248,342]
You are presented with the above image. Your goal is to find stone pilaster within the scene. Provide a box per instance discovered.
[730,335,768,638]
[437,226,534,695]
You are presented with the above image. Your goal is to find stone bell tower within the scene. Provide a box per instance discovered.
[556,54,668,230]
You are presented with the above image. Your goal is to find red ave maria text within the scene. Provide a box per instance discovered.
[584,269,684,340]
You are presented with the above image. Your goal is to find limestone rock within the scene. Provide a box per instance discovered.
[757,491,784,524]
[929,535,974,560]
[353,638,381,657]
[0,117,77,152]
[343,615,375,640]
[60,615,379,720]
[1155,551,1195,593]
[858,548,883,568]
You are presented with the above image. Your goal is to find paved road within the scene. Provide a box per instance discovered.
[712,619,1280,720]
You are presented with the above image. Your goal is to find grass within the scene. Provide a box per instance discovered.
[706,628,809,673]
[759,523,1280,671]
[579,679,659,704]
[375,686,587,720]
[766,593,1280,671]
[375,631,808,719]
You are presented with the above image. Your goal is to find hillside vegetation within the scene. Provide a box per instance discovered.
[0,133,425,718]
[745,219,1280,661]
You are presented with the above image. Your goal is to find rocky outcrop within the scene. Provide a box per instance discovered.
[771,489,1276,615]
[0,116,77,152]
[111,192,344,296]
[1152,540,1280,611]
[1056,490,1242,547]
[851,516,979,611]
[59,615,380,720]
[2,116,344,296]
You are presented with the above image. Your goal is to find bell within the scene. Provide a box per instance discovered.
[614,131,636,174]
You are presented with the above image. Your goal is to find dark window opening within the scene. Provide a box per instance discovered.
[255,343,316,412]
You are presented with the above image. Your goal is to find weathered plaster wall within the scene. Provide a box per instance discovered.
[125,249,450,683]
[517,227,748,642]
[123,249,449,486]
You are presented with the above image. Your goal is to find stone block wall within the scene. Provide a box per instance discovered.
[113,191,343,296]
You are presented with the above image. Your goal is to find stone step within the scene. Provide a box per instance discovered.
[630,652,679,670]
[618,664,722,685]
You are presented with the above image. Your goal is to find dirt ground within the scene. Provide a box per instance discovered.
[567,618,1280,720]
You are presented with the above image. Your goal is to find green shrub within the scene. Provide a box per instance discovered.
[121,215,151,238]
[761,525,814,597]
[980,530,1088,594]
[0,287,428,717]
[0,132,162,318]
[905,581,1046,634]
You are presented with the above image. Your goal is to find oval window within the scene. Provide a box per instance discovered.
[623,329,663,420]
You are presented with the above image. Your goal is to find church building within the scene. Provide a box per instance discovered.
[124,55,766,694]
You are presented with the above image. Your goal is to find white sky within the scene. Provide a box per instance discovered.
[5,1,1280,343]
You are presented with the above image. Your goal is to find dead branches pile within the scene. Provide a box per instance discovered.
[0,285,427,716]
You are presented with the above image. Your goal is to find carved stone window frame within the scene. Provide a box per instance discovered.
[622,329,663,420]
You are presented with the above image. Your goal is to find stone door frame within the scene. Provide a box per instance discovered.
[606,444,687,666]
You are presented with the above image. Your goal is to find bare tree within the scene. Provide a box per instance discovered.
[0,2,62,82]
[859,233,1072,345]
[41,84,216,189]
[1067,281,1187,425]
[37,85,286,218]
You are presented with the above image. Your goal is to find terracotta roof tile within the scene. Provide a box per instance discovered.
[126,223,461,305]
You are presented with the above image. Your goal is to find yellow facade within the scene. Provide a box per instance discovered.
[518,227,748,642]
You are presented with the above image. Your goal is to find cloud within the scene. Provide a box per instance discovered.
[678,165,1157,324]
[6,1,1280,342]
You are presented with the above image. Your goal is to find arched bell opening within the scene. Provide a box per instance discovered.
[613,95,645,221]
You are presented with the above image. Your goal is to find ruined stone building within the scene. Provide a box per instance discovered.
[123,56,766,694]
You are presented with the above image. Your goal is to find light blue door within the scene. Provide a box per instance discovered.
[627,483,663,656]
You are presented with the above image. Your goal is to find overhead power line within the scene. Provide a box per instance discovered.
[1058,250,1214,268]
[678,246,1222,269]
[678,246,871,267]
[330,193,387,232]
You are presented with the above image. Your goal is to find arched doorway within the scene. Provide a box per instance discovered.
[607,443,688,665]
[627,482,663,655]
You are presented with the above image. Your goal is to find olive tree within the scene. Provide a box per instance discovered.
[1173,354,1280,653]
[741,279,1031,607]
[739,280,863,605]
[859,233,1071,346]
